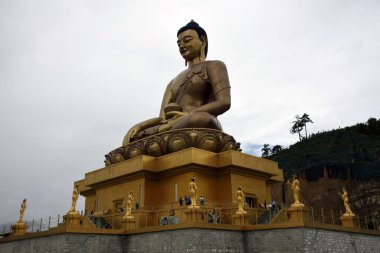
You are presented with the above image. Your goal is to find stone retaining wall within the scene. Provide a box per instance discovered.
[0,227,379,253]
[246,228,380,253]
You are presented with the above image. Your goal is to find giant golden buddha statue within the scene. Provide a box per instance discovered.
[122,20,231,145]
[106,20,238,165]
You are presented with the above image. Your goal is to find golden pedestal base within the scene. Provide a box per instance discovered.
[105,129,240,166]
[123,215,135,220]
[291,202,304,208]
[235,209,247,215]
[184,208,205,223]
[63,212,82,228]
[122,219,136,230]
[340,214,356,228]
[232,214,247,225]
[11,222,27,236]
[287,207,305,223]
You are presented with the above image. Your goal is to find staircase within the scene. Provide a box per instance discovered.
[251,208,280,224]
[89,216,112,229]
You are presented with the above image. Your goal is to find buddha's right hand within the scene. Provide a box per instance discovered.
[158,111,188,132]
[165,111,187,120]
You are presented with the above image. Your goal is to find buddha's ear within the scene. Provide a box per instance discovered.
[200,35,207,47]
[200,36,207,61]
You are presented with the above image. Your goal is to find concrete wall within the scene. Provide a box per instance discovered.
[123,228,245,253]
[0,234,124,253]
[1,227,379,253]
[246,228,380,253]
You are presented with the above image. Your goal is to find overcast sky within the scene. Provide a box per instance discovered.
[1,0,379,225]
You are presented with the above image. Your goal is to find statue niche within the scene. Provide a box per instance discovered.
[105,20,240,166]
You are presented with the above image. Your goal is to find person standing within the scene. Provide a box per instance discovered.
[271,200,276,212]
[200,195,205,206]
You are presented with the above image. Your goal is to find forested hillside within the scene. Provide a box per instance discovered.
[269,118,380,181]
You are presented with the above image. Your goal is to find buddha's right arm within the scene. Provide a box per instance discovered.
[138,80,175,128]
[137,117,163,129]
[123,81,174,145]
[122,117,163,145]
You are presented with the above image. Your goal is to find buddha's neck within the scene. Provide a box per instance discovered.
[188,57,205,68]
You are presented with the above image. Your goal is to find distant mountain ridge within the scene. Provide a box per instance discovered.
[269,118,380,181]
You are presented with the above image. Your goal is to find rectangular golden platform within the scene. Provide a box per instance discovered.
[76,148,283,227]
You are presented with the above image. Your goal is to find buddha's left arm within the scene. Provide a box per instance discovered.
[191,60,231,116]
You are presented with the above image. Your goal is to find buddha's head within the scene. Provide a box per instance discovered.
[177,20,208,62]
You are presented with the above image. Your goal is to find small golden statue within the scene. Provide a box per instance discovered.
[122,20,231,145]
[339,187,355,216]
[188,176,199,208]
[63,184,82,227]
[235,186,247,215]
[18,198,27,223]
[68,185,79,214]
[123,191,135,220]
[12,198,28,236]
[287,175,304,208]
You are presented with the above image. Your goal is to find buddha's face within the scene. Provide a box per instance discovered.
[177,29,204,61]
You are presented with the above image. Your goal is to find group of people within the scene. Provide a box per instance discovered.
[179,195,205,207]
[263,200,280,212]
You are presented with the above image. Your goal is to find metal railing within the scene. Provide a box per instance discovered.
[268,206,379,231]
[0,212,78,238]
[1,203,379,237]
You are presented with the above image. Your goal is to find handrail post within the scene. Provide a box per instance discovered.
[321,208,324,223]
[269,208,272,223]
[31,219,35,232]
[372,217,376,230]
[285,208,287,223]
[146,212,148,228]
[181,208,183,225]
[356,214,361,228]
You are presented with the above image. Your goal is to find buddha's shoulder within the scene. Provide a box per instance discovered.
[204,60,226,67]
[174,61,226,77]
[170,61,227,86]
[204,60,227,72]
